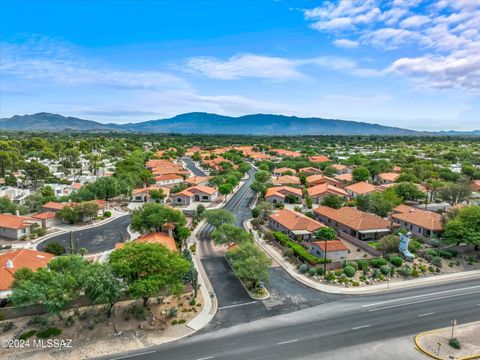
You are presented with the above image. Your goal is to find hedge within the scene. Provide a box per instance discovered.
[273,232,331,265]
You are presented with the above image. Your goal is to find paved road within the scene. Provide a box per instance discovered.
[97,278,480,360]
[183,159,340,331]
[37,215,131,254]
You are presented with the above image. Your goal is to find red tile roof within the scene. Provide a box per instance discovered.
[307,183,348,197]
[314,206,391,231]
[42,201,77,210]
[345,182,377,195]
[116,232,177,252]
[0,214,35,230]
[392,205,443,231]
[265,186,302,199]
[32,211,56,220]
[309,155,330,163]
[311,240,348,252]
[269,209,325,233]
[377,172,399,182]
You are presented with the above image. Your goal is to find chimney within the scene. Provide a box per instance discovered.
[6,259,13,269]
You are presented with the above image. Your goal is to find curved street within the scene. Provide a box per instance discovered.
[36,214,131,254]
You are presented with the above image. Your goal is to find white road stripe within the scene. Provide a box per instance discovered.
[111,350,156,359]
[352,325,371,330]
[218,301,257,310]
[362,285,480,308]
[277,339,299,345]
[197,356,215,360]
[418,312,435,317]
[369,290,480,312]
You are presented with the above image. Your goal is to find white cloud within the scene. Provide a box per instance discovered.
[303,0,480,89]
[333,38,359,48]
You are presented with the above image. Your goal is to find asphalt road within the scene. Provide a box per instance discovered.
[37,215,131,254]
[99,278,480,360]
[183,159,341,331]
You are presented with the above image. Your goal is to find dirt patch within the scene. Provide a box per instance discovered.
[0,291,203,360]
[416,321,480,360]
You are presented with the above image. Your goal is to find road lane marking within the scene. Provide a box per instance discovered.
[369,290,480,312]
[362,285,480,308]
[277,339,299,345]
[111,350,156,359]
[218,301,257,310]
[197,356,215,360]
[418,312,435,317]
[352,325,371,330]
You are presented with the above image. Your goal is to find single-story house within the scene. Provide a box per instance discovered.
[375,172,400,184]
[273,167,296,176]
[0,249,55,297]
[184,176,212,187]
[391,205,443,240]
[115,231,177,252]
[335,173,353,184]
[307,184,349,204]
[265,186,303,205]
[268,209,325,241]
[31,211,60,228]
[331,164,349,174]
[308,156,330,163]
[308,240,349,262]
[306,175,342,188]
[0,213,40,240]
[345,182,378,198]
[313,206,391,241]
[42,201,78,213]
[130,186,170,203]
[272,175,301,186]
[155,174,184,187]
[270,149,302,158]
[171,185,218,205]
[298,167,323,175]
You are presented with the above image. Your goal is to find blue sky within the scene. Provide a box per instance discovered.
[1,0,479,130]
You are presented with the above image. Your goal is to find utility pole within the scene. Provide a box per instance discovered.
[323,238,328,277]
[451,319,456,338]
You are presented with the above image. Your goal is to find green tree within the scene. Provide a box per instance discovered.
[57,205,81,224]
[255,170,270,183]
[109,243,190,306]
[131,203,186,233]
[219,183,234,195]
[204,209,236,228]
[43,241,66,256]
[315,227,337,240]
[444,205,480,247]
[438,180,471,205]
[24,161,52,189]
[212,224,252,246]
[149,189,166,202]
[320,194,344,209]
[393,182,425,201]
[225,243,271,290]
[352,166,370,182]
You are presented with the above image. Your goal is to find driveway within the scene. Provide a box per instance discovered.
[37,214,131,254]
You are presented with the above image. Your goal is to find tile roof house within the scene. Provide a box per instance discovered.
[307,184,349,204]
[273,167,296,176]
[391,205,443,240]
[0,213,40,240]
[271,175,301,186]
[470,180,480,192]
[345,182,378,198]
[306,174,342,188]
[270,149,302,158]
[115,231,177,252]
[298,167,323,175]
[313,206,391,240]
[130,186,170,203]
[171,185,218,205]
[331,164,349,174]
[154,173,184,187]
[308,240,349,262]
[42,201,78,212]
[265,186,303,205]
[0,249,54,295]
[335,173,353,183]
[31,211,60,228]
[376,172,400,184]
[268,209,325,241]
[308,155,330,163]
[184,176,212,186]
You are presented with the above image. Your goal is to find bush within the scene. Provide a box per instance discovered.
[370,258,388,268]
[344,265,356,278]
[371,268,380,279]
[380,265,390,275]
[171,320,178,325]
[273,232,330,265]
[103,210,112,218]
[36,327,61,339]
[189,298,196,306]
[357,259,368,272]
[399,265,412,277]
[325,272,336,281]
[43,241,66,256]
[449,338,461,349]
[19,330,37,340]
[2,322,14,332]
[316,267,324,276]
[299,264,309,273]
[308,268,317,276]
[390,256,403,267]
[251,208,260,218]
[178,319,186,324]
[430,256,443,268]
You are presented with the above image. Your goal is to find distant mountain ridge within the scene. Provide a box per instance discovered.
[0,112,478,136]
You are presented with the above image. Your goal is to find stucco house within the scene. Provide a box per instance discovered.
[265,186,303,205]
[171,185,218,205]
[268,209,325,241]
[308,240,349,262]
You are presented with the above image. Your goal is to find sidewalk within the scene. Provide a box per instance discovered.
[415,321,480,360]
[244,219,480,295]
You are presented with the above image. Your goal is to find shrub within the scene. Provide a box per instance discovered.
[325,272,335,281]
[399,265,412,277]
[273,232,330,265]
[2,322,14,332]
[411,269,420,277]
[370,258,388,268]
[103,210,112,218]
[36,327,61,339]
[390,256,403,267]
[308,268,317,276]
[316,267,324,276]
[171,320,178,325]
[408,239,422,253]
[251,208,260,218]
[357,259,368,272]
[449,338,461,349]
[178,319,186,324]
[19,330,37,340]
[344,265,356,278]
[43,241,66,256]
[371,268,380,279]
[430,256,443,268]
[379,265,390,275]
[428,265,435,272]
[299,264,309,273]
[189,298,196,306]
[351,280,360,286]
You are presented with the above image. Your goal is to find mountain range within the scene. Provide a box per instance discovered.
[0,112,478,136]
